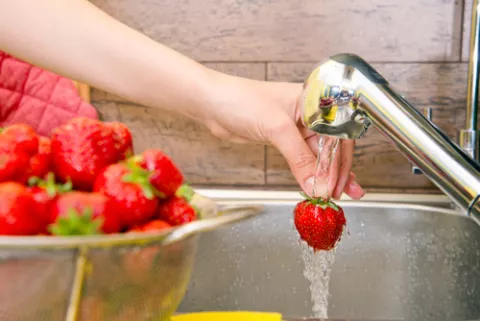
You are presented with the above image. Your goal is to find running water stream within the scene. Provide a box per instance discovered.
[301,135,340,318]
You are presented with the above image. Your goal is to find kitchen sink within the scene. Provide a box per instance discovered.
[177,190,480,321]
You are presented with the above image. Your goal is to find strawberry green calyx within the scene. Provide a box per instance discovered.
[300,192,339,211]
[175,184,202,218]
[48,207,103,236]
[175,183,195,202]
[123,158,165,200]
[28,172,72,197]
[124,149,134,159]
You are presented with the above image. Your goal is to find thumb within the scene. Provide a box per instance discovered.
[270,123,328,198]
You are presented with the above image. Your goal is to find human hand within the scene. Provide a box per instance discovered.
[202,72,365,200]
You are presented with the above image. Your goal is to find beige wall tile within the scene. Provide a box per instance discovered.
[90,0,462,62]
[93,101,266,185]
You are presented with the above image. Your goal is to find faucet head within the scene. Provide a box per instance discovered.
[299,53,388,139]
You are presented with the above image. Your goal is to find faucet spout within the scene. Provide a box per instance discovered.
[300,53,480,226]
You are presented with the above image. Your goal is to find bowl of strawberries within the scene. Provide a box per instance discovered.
[0,117,263,321]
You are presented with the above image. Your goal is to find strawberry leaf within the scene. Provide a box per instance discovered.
[176,184,195,202]
[124,149,134,159]
[327,201,339,211]
[190,204,202,219]
[29,172,72,197]
[127,154,144,165]
[299,192,313,202]
[48,207,103,236]
[58,179,73,194]
[140,184,154,200]
[44,172,57,197]
[121,162,165,200]
[28,176,41,187]
[299,192,339,211]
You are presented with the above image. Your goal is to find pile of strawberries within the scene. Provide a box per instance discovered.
[0,117,198,236]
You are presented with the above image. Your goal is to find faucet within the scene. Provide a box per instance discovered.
[299,2,480,227]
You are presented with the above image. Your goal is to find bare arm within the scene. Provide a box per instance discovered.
[0,0,217,122]
[0,0,364,199]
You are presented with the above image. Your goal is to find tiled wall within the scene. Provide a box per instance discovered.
[90,0,474,193]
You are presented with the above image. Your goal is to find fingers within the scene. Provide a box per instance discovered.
[325,141,340,198]
[306,135,365,200]
[343,172,365,200]
[279,125,365,199]
[304,135,340,198]
[271,123,328,198]
[332,139,355,199]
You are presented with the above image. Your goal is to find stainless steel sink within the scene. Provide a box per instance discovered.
[177,190,480,321]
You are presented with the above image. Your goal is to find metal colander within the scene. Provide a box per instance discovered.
[0,204,264,321]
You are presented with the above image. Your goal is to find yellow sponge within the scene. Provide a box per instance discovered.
[171,311,283,321]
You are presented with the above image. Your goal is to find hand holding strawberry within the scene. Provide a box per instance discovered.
[294,193,347,251]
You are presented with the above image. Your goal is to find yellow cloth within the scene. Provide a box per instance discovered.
[171,311,283,321]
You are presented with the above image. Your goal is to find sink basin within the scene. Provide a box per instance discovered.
[177,190,480,321]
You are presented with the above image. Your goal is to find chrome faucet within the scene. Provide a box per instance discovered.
[460,0,480,160]
[299,19,480,227]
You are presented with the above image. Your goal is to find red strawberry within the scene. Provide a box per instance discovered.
[18,136,52,184]
[128,219,172,233]
[105,122,133,159]
[50,117,121,190]
[27,172,72,227]
[293,193,346,251]
[0,182,43,235]
[0,124,39,156]
[0,136,30,182]
[156,196,197,226]
[135,149,184,197]
[49,191,121,235]
[93,162,160,228]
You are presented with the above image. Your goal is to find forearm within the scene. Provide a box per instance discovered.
[0,0,218,122]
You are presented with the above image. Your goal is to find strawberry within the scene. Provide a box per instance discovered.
[0,136,30,182]
[18,136,52,184]
[0,182,43,235]
[27,172,72,227]
[135,149,184,197]
[50,117,122,190]
[293,193,346,251]
[156,196,197,226]
[128,219,172,233]
[49,191,121,235]
[105,122,133,159]
[93,162,161,229]
[0,123,39,156]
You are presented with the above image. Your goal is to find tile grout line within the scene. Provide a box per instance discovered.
[199,60,467,65]
[459,0,467,61]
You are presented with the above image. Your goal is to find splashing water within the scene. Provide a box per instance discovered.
[312,136,340,197]
[302,134,340,318]
[301,241,336,318]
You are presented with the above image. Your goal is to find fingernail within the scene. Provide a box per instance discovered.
[304,176,328,198]
[314,180,328,198]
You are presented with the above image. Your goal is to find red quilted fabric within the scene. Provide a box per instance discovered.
[0,51,98,137]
